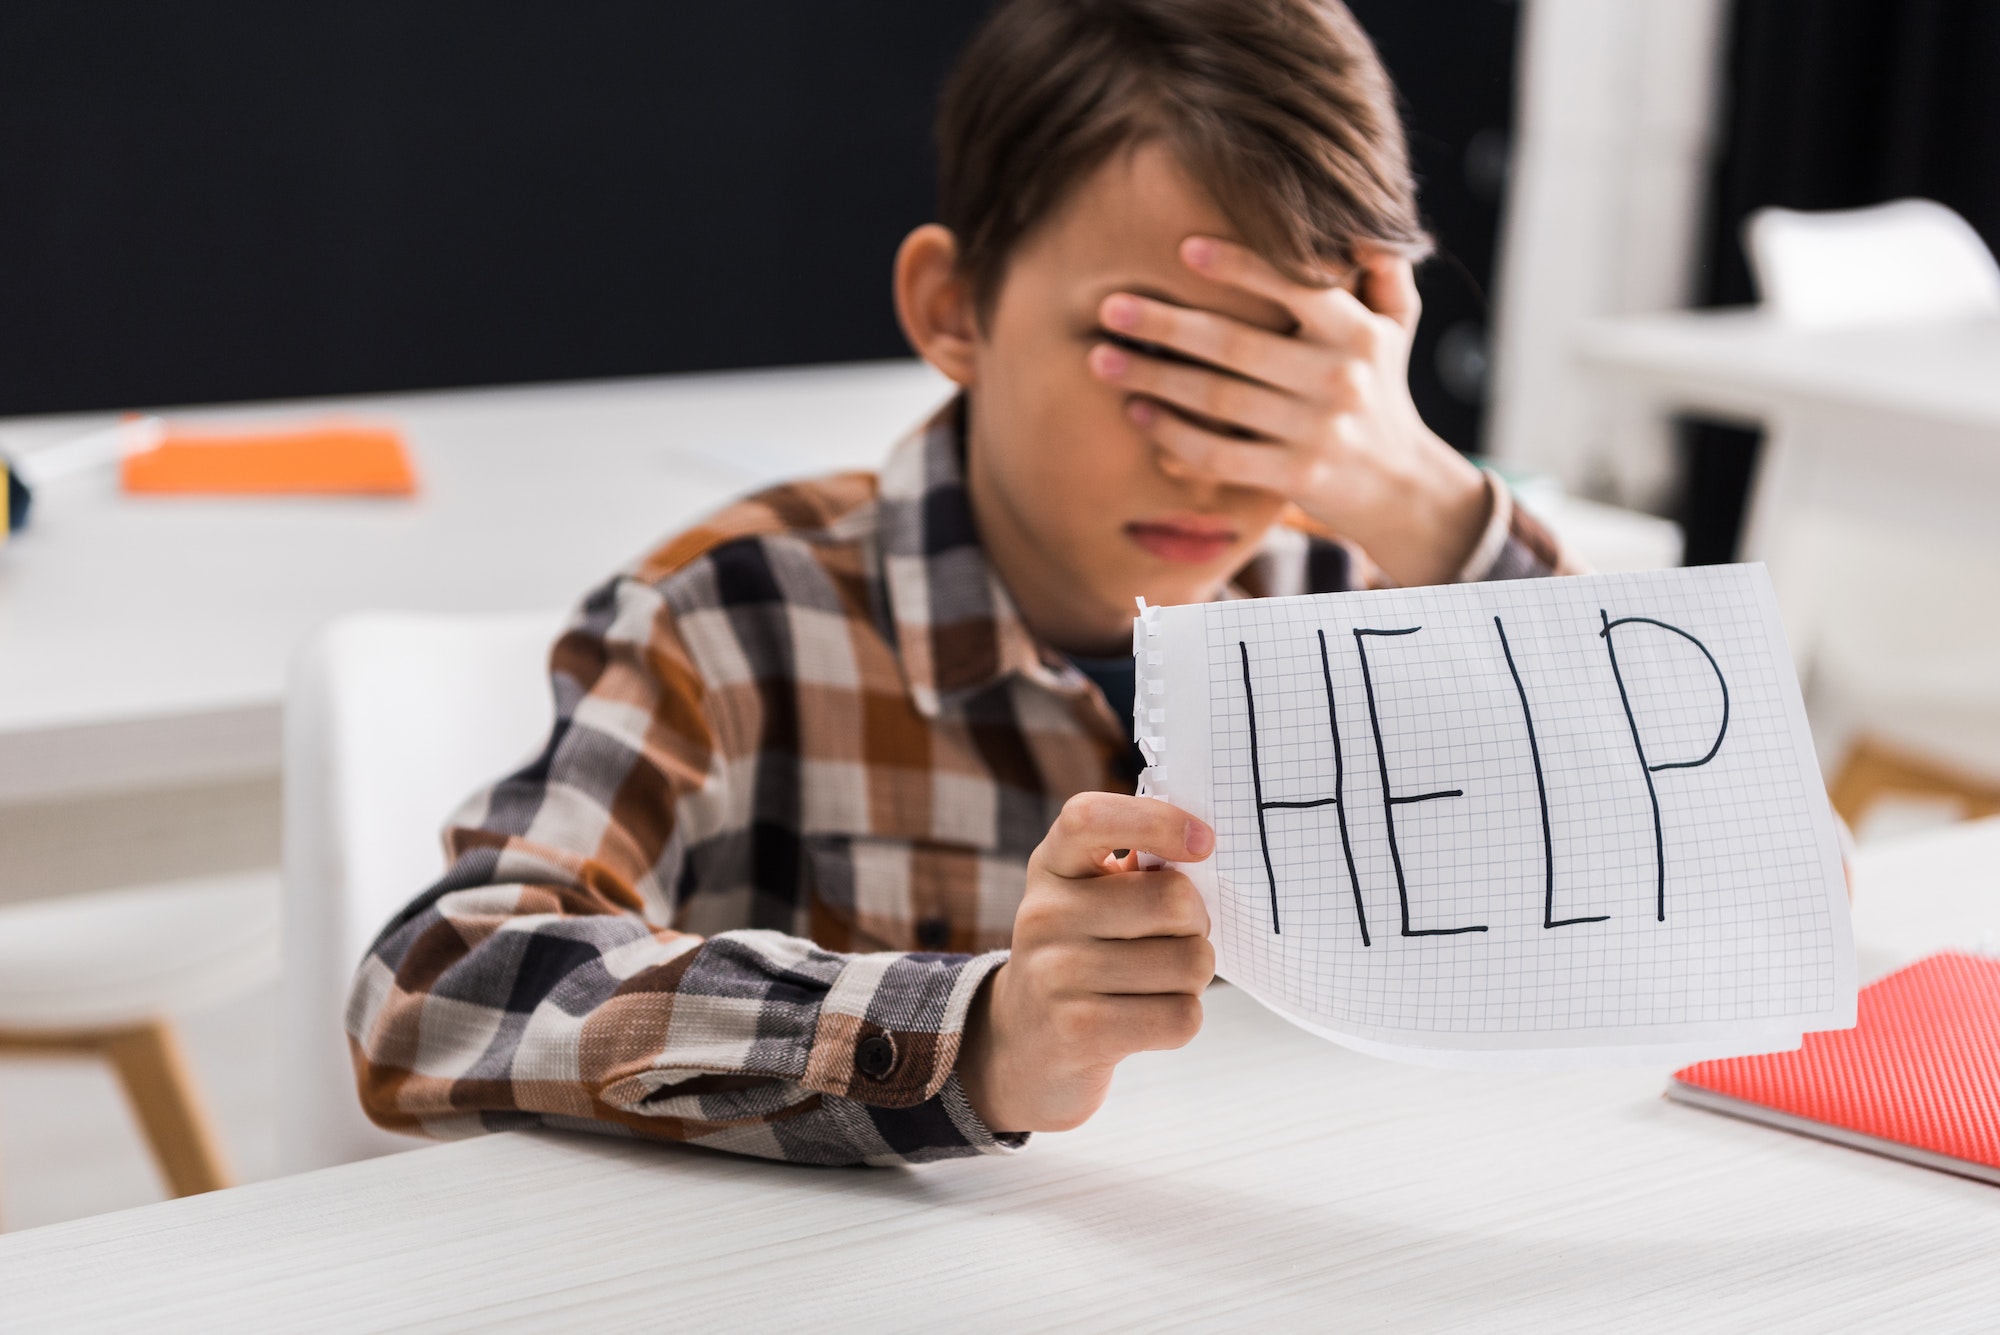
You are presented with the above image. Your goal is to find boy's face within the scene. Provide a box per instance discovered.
[958,144,1307,651]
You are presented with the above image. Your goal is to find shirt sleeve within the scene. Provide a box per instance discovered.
[1452,467,1590,582]
[344,571,1022,1166]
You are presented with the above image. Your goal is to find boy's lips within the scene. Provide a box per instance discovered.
[1123,514,1240,564]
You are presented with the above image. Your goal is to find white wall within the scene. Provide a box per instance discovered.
[1485,0,1729,511]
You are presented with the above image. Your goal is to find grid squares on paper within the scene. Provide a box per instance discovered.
[1197,567,1839,1042]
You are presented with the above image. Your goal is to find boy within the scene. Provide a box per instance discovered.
[348,0,1575,1164]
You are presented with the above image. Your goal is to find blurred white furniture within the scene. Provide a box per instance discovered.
[1804,520,2000,830]
[1508,486,1684,572]
[1581,197,2000,562]
[0,360,955,807]
[1578,201,2000,819]
[1744,202,2000,822]
[1744,199,2000,330]
[280,612,564,1174]
[1577,287,2000,578]
[5,817,1997,1330]
[1484,0,1730,505]
[0,871,278,1202]
[1848,815,2000,974]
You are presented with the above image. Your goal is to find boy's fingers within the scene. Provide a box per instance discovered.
[1303,284,1400,364]
[1355,248,1421,330]
[1098,295,1320,394]
[1109,992,1207,1054]
[1038,792,1214,879]
[1183,234,1396,357]
[1039,870,1212,941]
[1092,343,1314,443]
[1179,235,1355,336]
[1181,235,1314,306]
[1056,934,1216,994]
[1136,405,1300,495]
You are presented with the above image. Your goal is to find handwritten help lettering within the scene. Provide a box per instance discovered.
[1149,566,1853,1063]
[1236,610,1730,939]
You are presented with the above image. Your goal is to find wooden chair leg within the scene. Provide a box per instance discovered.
[1831,737,2000,829]
[98,1020,233,1198]
[1830,741,1903,827]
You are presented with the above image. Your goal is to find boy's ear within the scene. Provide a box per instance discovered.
[894,224,979,386]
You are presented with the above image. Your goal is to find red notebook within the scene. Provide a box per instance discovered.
[1670,952,2000,1186]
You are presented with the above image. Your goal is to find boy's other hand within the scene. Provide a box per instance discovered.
[958,792,1216,1135]
[1088,235,1490,587]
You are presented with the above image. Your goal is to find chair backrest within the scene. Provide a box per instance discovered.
[1744,198,2000,329]
[279,609,565,1173]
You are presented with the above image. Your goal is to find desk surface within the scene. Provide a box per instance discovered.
[4,822,1997,1333]
[1578,308,2000,430]
[0,362,953,801]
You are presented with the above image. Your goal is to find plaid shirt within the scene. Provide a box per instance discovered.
[348,398,1573,1166]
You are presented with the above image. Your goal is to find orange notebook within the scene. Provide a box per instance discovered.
[121,422,417,496]
[1670,952,2000,1186]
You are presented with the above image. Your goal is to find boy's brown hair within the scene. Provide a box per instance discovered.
[936,0,1430,313]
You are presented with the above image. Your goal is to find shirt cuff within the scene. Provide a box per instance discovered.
[938,1070,1030,1153]
[803,1070,1029,1166]
[1452,467,1514,582]
[1454,467,1578,582]
[800,948,1009,1109]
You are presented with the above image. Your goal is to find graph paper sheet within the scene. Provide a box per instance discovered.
[1134,564,1855,1068]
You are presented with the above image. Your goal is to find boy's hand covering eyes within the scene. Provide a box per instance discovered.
[958,792,1216,1135]
[1090,237,1491,588]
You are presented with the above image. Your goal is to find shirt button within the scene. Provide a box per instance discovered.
[916,918,950,950]
[856,1033,897,1081]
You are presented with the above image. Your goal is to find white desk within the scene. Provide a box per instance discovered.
[0,362,954,804]
[1576,309,2000,571]
[3,821,1996,1332]
[0,363,1677,808]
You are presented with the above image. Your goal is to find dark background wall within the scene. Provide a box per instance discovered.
[0,2,988,416]
[0,0,1517,456]
[1680,0,2000,563]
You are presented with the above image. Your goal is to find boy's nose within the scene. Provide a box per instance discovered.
[1150,444,1227,504]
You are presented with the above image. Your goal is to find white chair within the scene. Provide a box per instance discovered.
[1745,198,2000,329]
[279,610,564,1174]
[0,870,279,1202]
[1848,815,2000,973]
[1741,201,2000,834]
[1797,517,2000,836]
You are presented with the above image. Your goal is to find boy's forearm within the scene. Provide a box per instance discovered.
[344,566,1026,1168]
[350,881,1023,1166]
